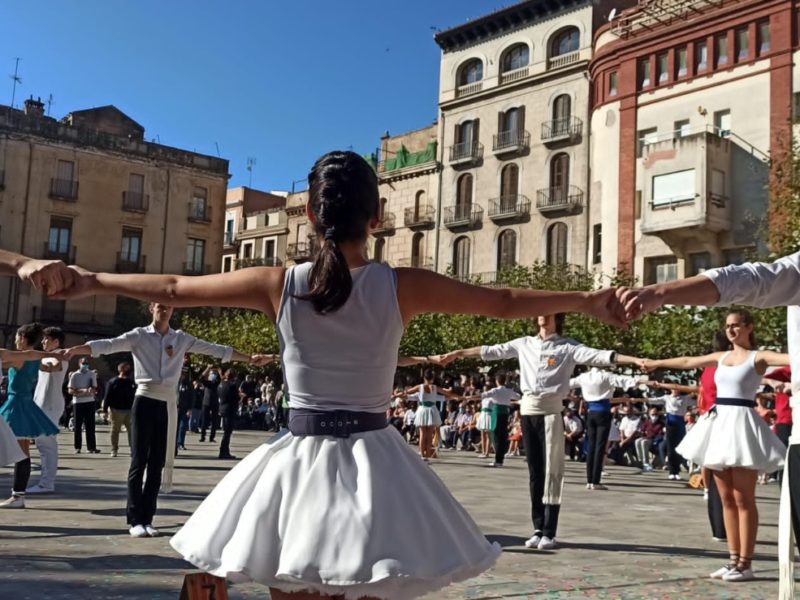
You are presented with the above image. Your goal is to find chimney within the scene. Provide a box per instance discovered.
[24,96,45,118]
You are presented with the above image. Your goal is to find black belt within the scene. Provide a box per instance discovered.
[715,397,756,408]
[288,409,388,438]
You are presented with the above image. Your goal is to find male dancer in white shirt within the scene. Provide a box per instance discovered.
[65,302,273,538]
[618,250,800,599]
[27,326,70,494]
[441,314,644,550]
[477,372,520,467]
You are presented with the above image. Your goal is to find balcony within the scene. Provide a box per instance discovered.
[188,202,211,223]
[238,257,282,268]
[456,81,483,98]
[396,256,434,270]
[443,204,483,230]
[638,129,758,248]
[42,242,76,263]
[489,195,531,222]
[404,205,435,229]
[49,178,78,201]
[499,66,530,85]
[372,212,396,235]
[183,262,210,276]
[547,50,580,70]
[287,241,314,261]
[536,185,584,215]
[116,252,146,273]
[493,129,530,155]
[449,140,483,166]
[122,191,149,212]
[541,116,583,144]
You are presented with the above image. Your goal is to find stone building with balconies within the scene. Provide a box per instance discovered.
[434,0,632,282]
[284,190,319,265]
[0,98,229,342]
[222,187,287,272]
[371,124,440,270]
[590,0,785,283]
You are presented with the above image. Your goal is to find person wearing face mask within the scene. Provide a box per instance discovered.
[200,365,221,443]
[68,357,99,454]
[103,362,137,457]
[636,407,665,473]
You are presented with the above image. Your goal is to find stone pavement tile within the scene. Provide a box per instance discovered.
[0,427,788,599]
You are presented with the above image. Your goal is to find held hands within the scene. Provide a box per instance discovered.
[48,265,96,300]
[250,354,279,367]
[615,285,664,322]
[17,259,77,296]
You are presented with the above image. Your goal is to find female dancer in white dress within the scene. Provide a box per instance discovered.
[406,369,460,460]
[54,151,625,600]
[643,309,788,582]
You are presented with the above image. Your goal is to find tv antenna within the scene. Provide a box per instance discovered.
[246,157,256,187]
[9,58,21,108]
[46,93,55,116]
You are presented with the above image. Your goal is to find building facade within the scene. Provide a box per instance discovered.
[222,187,287,272]
[0,99,229,342]
[589,0,788,283]
[433,0,631,282]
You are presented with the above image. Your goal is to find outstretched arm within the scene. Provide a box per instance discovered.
[642,353,720,372]
[397,356,430,367]
[0,249,76,295]
[0,349,58,369]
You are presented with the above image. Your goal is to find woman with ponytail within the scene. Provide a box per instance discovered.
[55,150,627,600]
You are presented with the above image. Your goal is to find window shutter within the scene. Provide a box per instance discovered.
[518,105,526,133]
[498,111,505,134]
[472,119,480,149]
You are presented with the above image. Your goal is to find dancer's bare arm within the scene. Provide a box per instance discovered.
[642,353,722,372]
[397,356,430,367]
[0,349,58,369]
[755,351,792,374]
[396,268,626,328]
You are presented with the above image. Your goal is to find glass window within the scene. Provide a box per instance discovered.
[225,219,235,245]
[695,41,708,72]
[453,236,470,279]
[265,239,276,259]
[657,52,669,83]
[689,252,712,276]
[638,57,651,88]
[715,34,728,67]
[502,44,529,72]
[222,256,233,272]
[186,238,206,273]
[674,119,691,138]
[735,27,749,61]
[609,71,618,97]
[48,217,71,254]
[714,109,731,137]
[758,21,770,54]
[637,127,658,157]
[551,28,580,57]
[120,228,142,262]
[190,187,208,219]
[550,153,570,193]
[645,256,677,285]
[459,59,483,85]
[411,233,424,268]
[546,223,568,265]
[676,46,688,77]
[497,230,517,271]
[592,224,602,265]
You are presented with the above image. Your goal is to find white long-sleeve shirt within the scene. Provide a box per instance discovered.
[480,385,521,407]
[481,335,615,415]
[87,325,233,402]
[569,367,641,402]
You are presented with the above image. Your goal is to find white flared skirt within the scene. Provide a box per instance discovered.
[0,413,25,466]
[476,412,493,432]
[677,405,786,472]
[414,405,441,428]
[170,427,501,600]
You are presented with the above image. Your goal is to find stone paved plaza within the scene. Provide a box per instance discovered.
[0,426,787,599]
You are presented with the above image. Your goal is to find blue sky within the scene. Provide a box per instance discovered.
[2,0,508,191]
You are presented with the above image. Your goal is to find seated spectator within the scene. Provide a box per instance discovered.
[563,407,584,461]
[457,403,479,451]
[440,401,459,450]
[401,401,417,443]
[615,407,643,466]
[507,411,522,457]
[636,406,665,472]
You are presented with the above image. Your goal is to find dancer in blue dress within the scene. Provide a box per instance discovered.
[0,323,60,508]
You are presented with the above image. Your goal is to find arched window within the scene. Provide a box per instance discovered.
[500,164,519,211]
[456,173,473,213]
[550,153,570,199]
[553,94,571,122]
[411,232,424,268]
[546,223,568,265]
[414,190,425,216]
[497,229,517,271]
[502,44,529,73]
[453,236,471,279]
[373,238,385,263]
[550,27,580,58]
[458,59,483,86]
[379,197,388,219]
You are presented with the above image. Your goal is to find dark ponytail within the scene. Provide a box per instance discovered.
[17,322,44,348]
[300,151,379,314]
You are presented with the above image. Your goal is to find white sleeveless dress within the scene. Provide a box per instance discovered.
[677,351,786,471]
[414,385,442,427]
[0,358,26,466]
[170,263,500,600]
[476,398,493,431]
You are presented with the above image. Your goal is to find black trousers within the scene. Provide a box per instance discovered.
[665,418,687,476]
[200,405,218,440]
[73,401,97,451]
[585,411,611,485]
[521,415,561,539]
[776,423,792,482]
[12,457,31,495]
[493,410,510,465]
[218,410,235,457]
[706,472,727,540]
[127,396,168,526]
